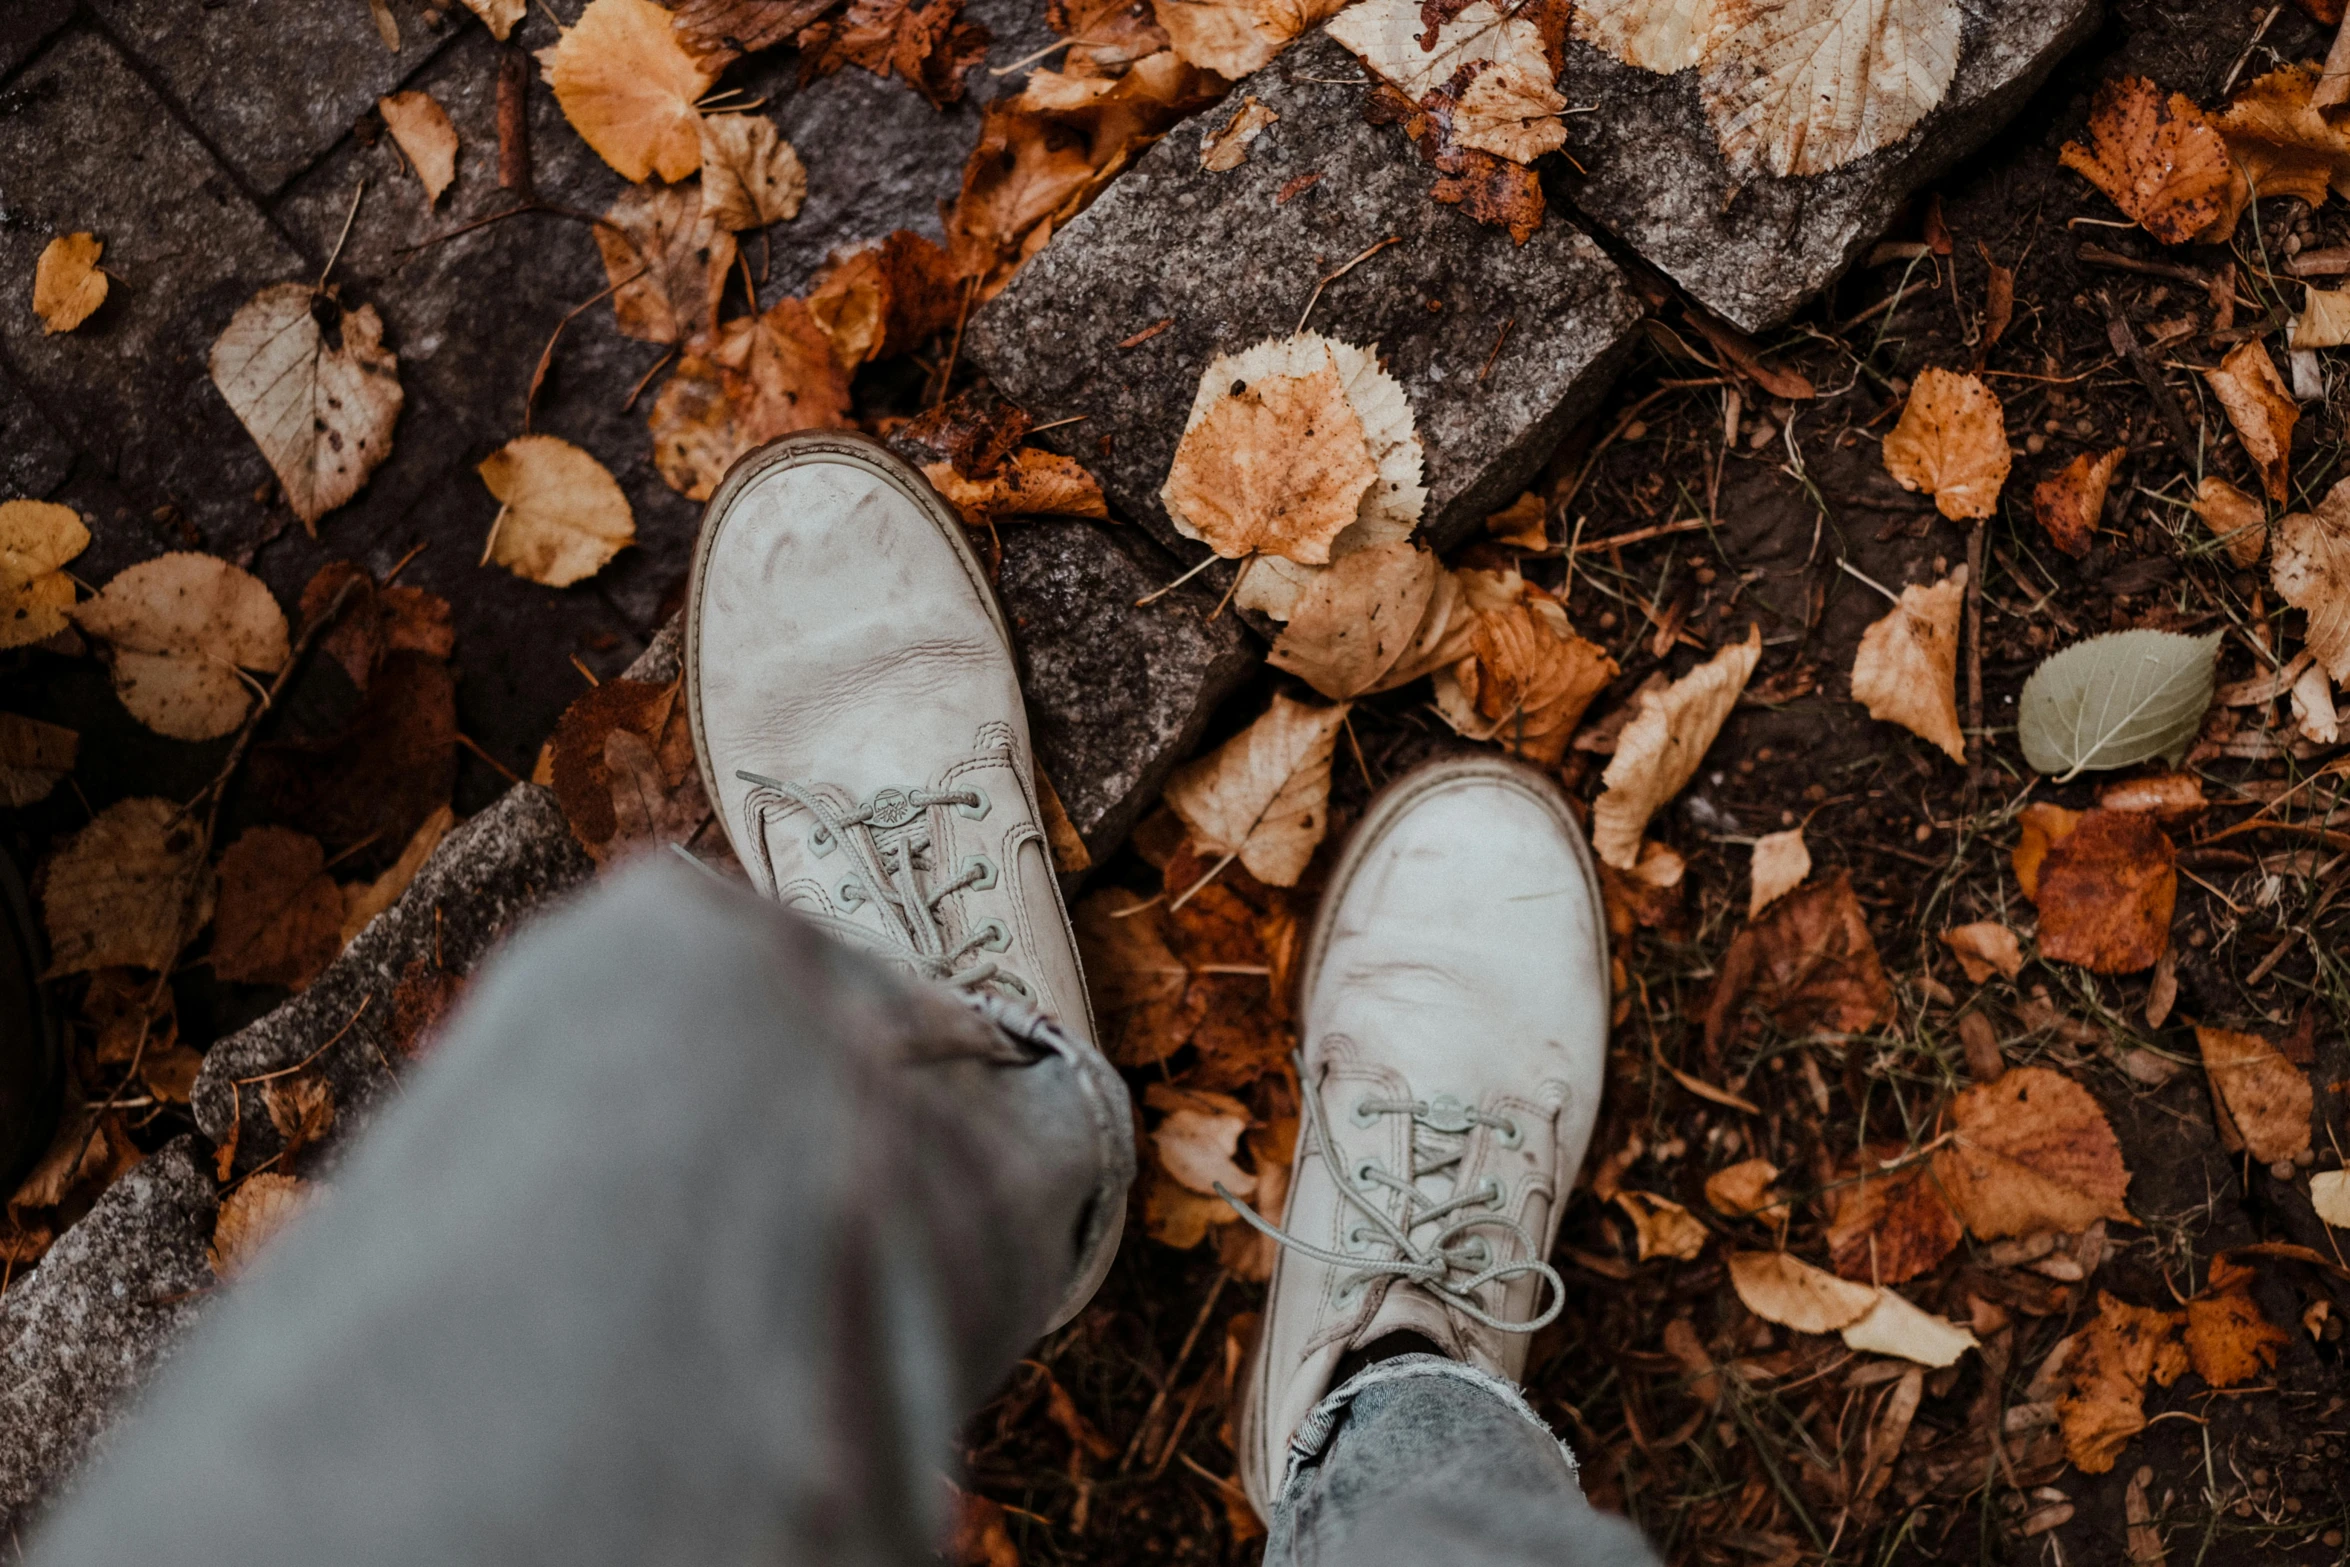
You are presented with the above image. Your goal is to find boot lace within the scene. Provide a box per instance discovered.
[1217,1053,1564,1334]
[737,769,1030,1000]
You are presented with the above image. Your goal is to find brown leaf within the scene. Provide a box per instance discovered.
[1592,625,1761,869]
[32,232,106,334]
[210,826,344,989]
[1163,345,1381,567]
[1747,827,1809,917]
[2195,1025,2312,1165]
[805,229,961,367]
[458,0,526,40]
[0,712,77,808]
[1881,369,2009,521]
[1727,1249,1879,1334]
[595,182,737,347]
[1267,541,1455,699]
[480,435,637,587]
[1702,870,1893,1056]
[943,1481,1022,1567]
[1704,1157,1788,1224]
[9,1104,139,1232]
[2059,76,2237,246]
[300,561,455,695]
[900,390,1032,480]
[1331,0,1566,166]
[2097,771,2207,822]
[2214,64,2350,202]
[669,0,838,59]
[1163,695,1347,887]
[922,449,1108,527]
[649,297,853,501]
[1158,0,1347,76]
[1849,566,1967,763]
[1429,567,1617,766]
[543,0,718,182]
[697,113,806,231]
[70,553,289,742]
[1485,491,1548,549]
[1617,1190,1709,1261]
[2015,804,2175,974]
[1941,920,2024,983]
[548,678,703,861]
[1201,94,1279,171]
[2206,340,2297,503]
[1825,1154,1963,1284]
[2273,477,2350,684]
[944,100,1099,292]
[247,651,458,852]
[1932,1065,2133,1239]
[2185,1256,2290,1388]
[2034,447,2126,559]
[39,798,214,977]
[1148,1081,1256,1197]
[379,90,459,207]
[262,1075,336,1160]
[209,1171,312,1280]
[797,0,991,110]
[83,968,175,1065]
[390,956,464,1059]
[1073,890,1192,1066]
[2057,1291,2186,1473]
[209,284,403,530]
[0,499,89,650]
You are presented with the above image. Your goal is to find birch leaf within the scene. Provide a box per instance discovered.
[2274,478,2350,683]
[1592,626,1762,870]
[1849,567,1966,763]
[1697,0,1961,180]
[378,91,459,207]
[2206,340,2297,502]
[478,436,635,588]
[0,499,90,649]
[69,553,290,741]
[543,0,717,183]
[2016,630,2221,780]
[209,284,403,530]
[32,233,106,334]
[698,114,807,231]
[1162,695,1348,886]
[1881,368,2008,520]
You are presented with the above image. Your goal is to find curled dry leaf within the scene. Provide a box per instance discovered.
[1592,625,1762,870]
[649,297,852,500]
[2014,803,2175,974]
[209,1171,311,1280]
[2196,475,2267,568]
[2195,1025,2312,1165]
[479,435,636,588]
[1162,695,1347,887]
[2033,447,2126,559]
[1267,541,1452,699]
[922,449,1108,528]
[0,713,77,808]
[0,498,89,649]
[1617,1191,1710,1261]
[1486,492,1548,550]
[458,0,525,38]
[209,284,403,530]
[70,553,290,741]
[543,0,717,182]
[1705,1157,1787,1222]
[805,230,961,368]
[1841,1289,1979,1368]
[340,804,454,947]
[1728,1249,1877,1333]
[2098,770,2207,821]
[1849,566,1967,763]
[1940,920,2023,982]
[795,0,993,111]
[698,113,807,231]
[1330,0,1569,163]
[595,182,736,347]
[210,826,344,990]
[32,232,106,334]
[1701,870,1894,1055]
[2310,1168,2350,1227]
[1932,1064,2132,1239]
[2057,1291,2187,1473]
[2273,477,2350,684]
[39,797,215,976]
[2058,76,2236,246]
[1073,857,1298,1078]
[1881,368,2008,521]
[1202,95,1279,171]
[378,90,458,207]
[2206,340,2297,502]
[1748,827,1809,917]
[2297,283,2350,349]
[2185,1257,2290,1388]
[1825,1154,1962,1284]
[2214,64,2350,209]
[1155,0,1346,77]
[1428,567,1616,767]
[2293,660,2339,745]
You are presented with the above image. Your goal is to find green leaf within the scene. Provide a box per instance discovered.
[2017,629,2222,781]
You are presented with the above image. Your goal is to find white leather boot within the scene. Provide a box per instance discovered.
[1231,755,1610,1518]
[686,431,1124,1324]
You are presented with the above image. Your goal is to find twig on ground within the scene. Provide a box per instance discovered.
[2099,291,2204,461]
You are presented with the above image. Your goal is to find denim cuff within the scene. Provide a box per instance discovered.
[1278,1352,1582,1509]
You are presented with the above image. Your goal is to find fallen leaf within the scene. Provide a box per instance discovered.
[209,284,403,529]
[604,726,712,859]
[209,1171,311,1280]
[1073,890,1192,1067]
[594,182,737,347]
[1571,0,1715,73]
[2214,64,2350,209]
[1162,339,1382,567]
[1486,491,1548,550]
[2274,478,2350,683]
[86,967,177,1063]
[1728,1249,1879,1334]
[944,101,1099,291]
[2292,660,2338,745]
[247,652,456,853]
[1267,541,1452,699]
[900,389,1033,480]
[2059,76,2237,245]
[2196,1025,2312,1165]
[139,1043,205,1105]
[2206,340,2297,502]
[2296,283,2350,349]
[1696,0,1960,179]
[1850,566,1967,763]
[69,553,290,741]
[548,678,701,860]
[1156,0,1346,77]
[2097,772,2207,821]
[1841,1289,1980,1367]
[2017,630,2220,780]
[32,232,106,334]
[300,561,455,694]
[0,713,76,808]
[1428,567,1617,766]
[2057,1292,2186,1472]
[340,803,454,946]
[923,449,1108,528]
[1749,827,1809,916]
[2034,447,2126,559]
[1328,0,1568,163]
[1162,695,1347,887]
[378,90,458,207]
[1941,920,2024,982]
[697,113,806,231]
[211,826,345,989]
[1705,1158,1789,1223]
[389,956,464,1059]
[479,435,636,587]
[2195,476,2267,569]
[943,1481,1023,1567]
[8,1104,138,1241]
[669,0,836,58]
[1593,625,1762,870]
[1074,860,1297,1079]
[1202,95,1279,171]
[649,297,853,500]
[2184,1258,2290,1388]
[1933,1065,2133,1239]
[1825,1154,1962,1283]
[1881,368,2009,521]
[796,0,992,111]
[2014,804,2175,974]
[262,1074,336,1159]
[1701,870,1894,1055]
[2310,1168,2350,1226]
[1617,1190,1710,1261]
[805,230,960,367]
[39,798,215,976]
[0,499,89,649]
[1150,1084,1257,1197]
[458,0,525,39]
[543,0,717,182]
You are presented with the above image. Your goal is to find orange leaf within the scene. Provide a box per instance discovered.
[1933,1065,2132,1239]
[2016,804,2175,974]
[2032,446,2125,559]
[2058,76,2237,246]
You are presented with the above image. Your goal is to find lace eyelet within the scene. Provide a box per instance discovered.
[1353,1158,1381,1188]
[972,918,1012,953]
[996,971,1032,1000]
[807,824,837,859]
[1347,1225,1373,1247]
[1496,1117,1524,1149]
[1459,1239,1492,1266]
[1422,1094,1472,1135]
[960,853,998,891]
[837,877,867,909]
[1350,1099,1378,1128]
[1479,1177,1501,1202]
[954,787,992,821]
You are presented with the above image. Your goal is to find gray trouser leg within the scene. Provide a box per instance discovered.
[1265,1356,1663,1567]
[26,859,1131,1567]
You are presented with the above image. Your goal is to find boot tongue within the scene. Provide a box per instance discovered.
[1341,1117,1498,1369]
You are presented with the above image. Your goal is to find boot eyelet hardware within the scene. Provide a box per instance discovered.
[1353,1158,1381,1188]
[997,971,1032,1000]
[837,878,868,909]
[1350,1099,1378,1128]
[960,854,999,892]
[806,823,838,858]
[1458,1238,1491,1267]
[1422,1094,1473,1135]
[972,918,1012,953]
[1496,1117,1524,1148]
[1347,1225,1374,1247]
[1478,1178,1501,1202]
[953,787,991,821]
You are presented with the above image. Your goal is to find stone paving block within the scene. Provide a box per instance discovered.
[965,29,1644,560]
[0,0,75,80]
[0,362,75,505]
[86,0,456,197]
[1554,0,2098,333]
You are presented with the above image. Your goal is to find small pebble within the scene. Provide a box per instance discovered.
[2026,433,2046,454]
[1914,822,1933,843]
[1622,420,1648,441]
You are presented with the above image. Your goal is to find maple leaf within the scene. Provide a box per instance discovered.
[2059,76,2237,246]
[209,284,403,530]
[797,0,992,110]
[1591,625,1761,870]
[0,714,76,809]
[1849,566,1967,764]
[39,798,215,977]
[378,90,458,208]
[2014,803,2175,974]
[542,0,717,183]
[697,113,807,231]
[2205,340,2296,502]
[2272,477,2350,683]
[1156,0,1347,77]
[1932,1065,2132,1239]
[594,182,737,347]
[2057,1292,2186,1473]
[479,435,636,588]
[1701,869,1893,1055]
[1881,368,2008,521]
[648,297,853,501]
[209,1171,311,1280]
[0,499,89,650]
[1428,566,1617,766]
[32,233,106,334]
[922,449,1108,528]
[1748,827,1809,917]
[1698,0,1960,179]
[210,826,345,990]
[2196,1025,2312,1166]
[1163,695,1348,887]
[1824,1152,1962,1284]
[2033,446,2126,559]
[70,553,289,741]
[1940,920,2023,982]
[805,230,962,367]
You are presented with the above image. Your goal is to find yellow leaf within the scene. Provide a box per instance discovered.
[2195,475,2266,569]
[209,284,403,530]
[1201,95,1279,172]
[698,113,807,231]
[2059,76,2239,246]
[378,90,459,207]
[1616,1190,1710,1261]
[545,0,718,183]
[0,499,89,650]
[39,798,216,977]
[478,435,636,588]
[69,553,289,741]
[2205,339,2296,502]
[921,449,1108,527]
[2195,1025,2312,1165]
[210,1172,311,1280]
[1882,368,2008,521]
[31,233,106,334]
[1162,695,1348,887]
[1591,625,1761,870]
[1849,566,1967,763]
[1703,1158,1787,1222]
[1153,0,1347,78]
[594,182,736,347]
[647,297,852,501]
[1727,1249,1878,1334]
